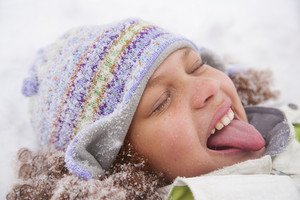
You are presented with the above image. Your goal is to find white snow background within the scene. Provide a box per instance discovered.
[0,0,299,198]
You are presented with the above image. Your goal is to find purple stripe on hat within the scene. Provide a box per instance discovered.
[43,28,97,146]
[52,20,138,149]
[97,26,167,116]
[61,22,151,134]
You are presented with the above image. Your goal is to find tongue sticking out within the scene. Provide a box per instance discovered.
[207,119,265,151]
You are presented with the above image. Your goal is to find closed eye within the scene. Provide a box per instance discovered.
[152,91,171,115]
[189,60,206,74]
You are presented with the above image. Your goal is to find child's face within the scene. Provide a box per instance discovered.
[128,48,265,180]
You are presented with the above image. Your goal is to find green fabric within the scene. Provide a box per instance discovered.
[168,186,194,200]
[294,124,300,142]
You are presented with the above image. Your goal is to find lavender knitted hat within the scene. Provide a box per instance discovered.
[21,18,200,179]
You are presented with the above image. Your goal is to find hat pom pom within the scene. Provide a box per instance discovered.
[22,76,39,97]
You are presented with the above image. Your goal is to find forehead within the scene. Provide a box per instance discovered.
[162,48,192,65]
[146,48,196,88]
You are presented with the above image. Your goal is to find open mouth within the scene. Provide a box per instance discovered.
[206,107,265,153]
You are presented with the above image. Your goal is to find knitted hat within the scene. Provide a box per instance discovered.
[22,18,223,180]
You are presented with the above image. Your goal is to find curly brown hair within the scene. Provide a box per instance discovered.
[229,69,279,106]
[6,142,166,200]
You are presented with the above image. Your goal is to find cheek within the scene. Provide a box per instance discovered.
[160,122,197,157]
[131,115,199,168]
[153,118,196,154]
[146,118,211,179]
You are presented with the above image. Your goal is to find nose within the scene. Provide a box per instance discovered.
[189,77,221,109]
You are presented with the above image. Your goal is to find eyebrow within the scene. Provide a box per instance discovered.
[146,48,192,89]
[145,75,164,90]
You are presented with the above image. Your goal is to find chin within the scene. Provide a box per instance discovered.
[233,147,266,164]
[249,147,266,159]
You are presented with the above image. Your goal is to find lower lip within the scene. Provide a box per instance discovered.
[208,146,266,156]
[208,148,245,155]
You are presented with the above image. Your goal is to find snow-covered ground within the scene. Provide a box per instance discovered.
[0,0,299,198]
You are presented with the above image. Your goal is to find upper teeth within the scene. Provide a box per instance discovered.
[211,108,234,134]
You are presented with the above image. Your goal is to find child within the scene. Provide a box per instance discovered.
[8,18,300,199]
